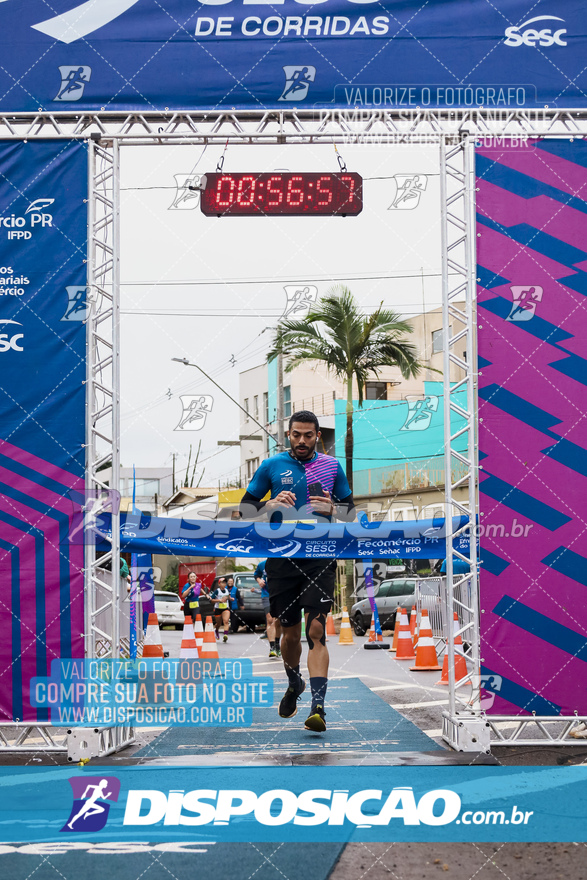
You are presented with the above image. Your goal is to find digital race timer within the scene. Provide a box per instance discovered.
[200,172,363,217]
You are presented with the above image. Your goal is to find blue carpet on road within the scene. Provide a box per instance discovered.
[137,676,441,756]
[0,842,345,880]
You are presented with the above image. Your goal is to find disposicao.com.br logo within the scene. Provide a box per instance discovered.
[122,787,534,828]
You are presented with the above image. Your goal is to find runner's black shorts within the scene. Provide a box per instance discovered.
[266,558,336,627]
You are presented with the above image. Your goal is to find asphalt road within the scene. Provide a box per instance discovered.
[160,626,452,748]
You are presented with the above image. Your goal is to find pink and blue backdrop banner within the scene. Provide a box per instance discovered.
[477,139,587,716]
[0,141,88,722]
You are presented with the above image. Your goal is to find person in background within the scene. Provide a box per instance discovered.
[226,575,245,634]
[212,576,231,642]
[196,580,215,629]
[440,556,470,575]
[120,557,131,583]
[254,559,281,658]
[180,571,202,624]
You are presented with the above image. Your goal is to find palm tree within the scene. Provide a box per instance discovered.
[268,286,422,494]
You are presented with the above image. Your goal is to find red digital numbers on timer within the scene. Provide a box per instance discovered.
[237,175,256,204]
[203,172,362,215]
[287,176,304,206]
[267,175,283,207]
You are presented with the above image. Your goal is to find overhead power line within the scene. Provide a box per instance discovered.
[121,270,450,287]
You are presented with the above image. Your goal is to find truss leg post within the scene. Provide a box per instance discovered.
[66,725,135,761]
[440,133,483,750]
[442,712,491,752]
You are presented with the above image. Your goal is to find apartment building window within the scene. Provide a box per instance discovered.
[365,382,387,401]
[244,398,249,420]
[432,326,452,354]
[135,478,160,496]
[253,395,259,421]
[263,391,269,424]
[284,385,291,418]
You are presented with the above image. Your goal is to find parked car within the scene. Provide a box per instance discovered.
[154,590,185,630]
[225,572,266,632]
[351,578,417,635]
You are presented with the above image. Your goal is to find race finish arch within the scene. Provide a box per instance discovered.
[0,0,587,757]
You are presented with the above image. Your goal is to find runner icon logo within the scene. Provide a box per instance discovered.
[61,776,121,833]
[389,174,428,210]
[169,174,207,210]
[400,395,439,432]
[278,66,316,102]
[281,284,318,319]
[62,286,90,322]
[480,673,503,711]
[54,66,92,101]
[506,285,543,322]
[174,395,214,431]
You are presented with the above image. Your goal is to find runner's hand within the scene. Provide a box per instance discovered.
[309,489,335,516]
[266,491,296,509]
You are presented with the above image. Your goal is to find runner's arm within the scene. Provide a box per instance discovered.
[238,461,273,518]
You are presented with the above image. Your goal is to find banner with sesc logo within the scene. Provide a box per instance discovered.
[0,1,584,110]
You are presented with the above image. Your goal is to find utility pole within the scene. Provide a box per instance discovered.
[172,453,176,493]
[277,351,285,450]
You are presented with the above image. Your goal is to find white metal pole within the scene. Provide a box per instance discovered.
[111,139,121,657]
[84,139,96,659]
[464,134,481,714]
[440,136,456,718]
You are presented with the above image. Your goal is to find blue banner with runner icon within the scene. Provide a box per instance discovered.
[0,1,584,110]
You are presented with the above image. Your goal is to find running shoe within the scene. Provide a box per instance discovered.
[268,648,277,658]
[223,634,228,643]
[278,679,306,718]
[276,648,282,658]
[304,705,326,733]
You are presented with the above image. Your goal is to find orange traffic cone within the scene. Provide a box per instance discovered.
[409,606,417,646]
[194,613,204,656]
[395,608,416,661]
[338,607,354,645]
[180,616,199,659]
[437,612,468,685]
[200,619,220,659]
[389,609,402,653]
[367,614,383,643]
[326,613,336,636]
[142,612,165,659]
[410,610,441,671]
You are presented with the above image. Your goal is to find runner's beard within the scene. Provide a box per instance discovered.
[291,438,316,460]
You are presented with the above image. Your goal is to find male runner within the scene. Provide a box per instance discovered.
[240,411,355,732]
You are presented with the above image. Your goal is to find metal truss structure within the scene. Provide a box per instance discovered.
[0,107,586,143]
[86,138,122,661]
[439,134,488,752]
[2,108,587,754]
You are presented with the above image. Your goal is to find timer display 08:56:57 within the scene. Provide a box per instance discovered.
[200,172,363,216]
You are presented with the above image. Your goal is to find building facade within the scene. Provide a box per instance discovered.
[236,305,467,506]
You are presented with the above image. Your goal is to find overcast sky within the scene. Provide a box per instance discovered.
[119,141,442,487]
